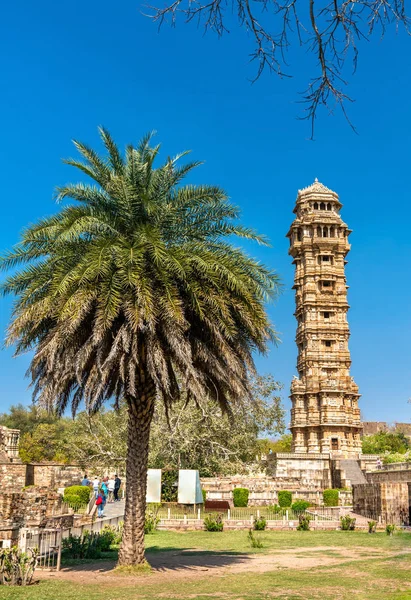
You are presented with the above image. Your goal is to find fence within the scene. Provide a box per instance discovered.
[154,505,343,522]
[19,527,62,571]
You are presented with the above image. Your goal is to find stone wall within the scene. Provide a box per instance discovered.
[202,476,327,506]
[201,472,352,506]
[26,463,83,488]
[0,462,83,492]
[362,422,411,436]
[269,453,332,490]
[0,486,73,527]
[353,482,409,525]
[0,463,27,491]
[366,466,411,484]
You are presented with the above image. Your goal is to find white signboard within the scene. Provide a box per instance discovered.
[177,469,203,504]
[146,469,162,503]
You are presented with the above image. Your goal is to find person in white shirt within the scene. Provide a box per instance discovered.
[107,477,115,503]
[92,477,100,498]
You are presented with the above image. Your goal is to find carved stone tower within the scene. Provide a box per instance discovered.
[287,180,362,457]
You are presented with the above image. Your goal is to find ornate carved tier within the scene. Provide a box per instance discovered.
[287,180,362,457]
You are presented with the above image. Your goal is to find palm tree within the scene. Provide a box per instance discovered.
[1,128,280,566]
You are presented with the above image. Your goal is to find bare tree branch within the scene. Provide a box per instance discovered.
[146,0,410,135]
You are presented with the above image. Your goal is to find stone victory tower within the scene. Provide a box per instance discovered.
[287,180,362,457]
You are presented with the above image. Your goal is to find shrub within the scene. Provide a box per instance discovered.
[247,529,263,548]
[98,525,120,550]
[340,515,356,531]
[291,500,310,512]
[202,489,207,504]
[204,513,224,532]
[254,516,267,531]
[233,488,249,507]
[145,510,160,534]
[268,504,283,514]
[0,547,38,586]
[323,489,339,507]
[62,531,102,559]
[278,491,292,508]
[297,514,311,531]
[368,520,377,534]
[386,524,396,536]
[63,485,91,511]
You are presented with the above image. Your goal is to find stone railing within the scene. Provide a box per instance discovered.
[274,452,331,460]
[378,462,411,472]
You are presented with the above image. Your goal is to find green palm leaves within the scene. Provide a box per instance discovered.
[1,128,280,417]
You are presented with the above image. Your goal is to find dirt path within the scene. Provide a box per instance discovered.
[37,545,402,586]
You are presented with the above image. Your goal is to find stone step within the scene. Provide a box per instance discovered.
[338,460,367,485]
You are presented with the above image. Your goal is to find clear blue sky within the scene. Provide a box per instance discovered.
[0,0,410,424]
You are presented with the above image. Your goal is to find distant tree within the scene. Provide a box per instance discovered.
[149,374,285,475]
[67,407,127,472]
[1,129,279,566]
[149,0,410,133]
[0,403,58,436]
[19,421,73,463]
[362,431,410,455]
[256,432,292,456]
[63,375,285,476]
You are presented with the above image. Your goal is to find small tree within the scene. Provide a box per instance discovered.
[278,491,292,508]
[323,489,339,507]
[233,488,249,507]
[292,500,310,512]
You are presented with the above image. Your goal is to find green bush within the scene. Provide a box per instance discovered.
[254,516,267,531]
[386,524,396,536]
[62,525,124,559]
[204,513,224,532]
[323,489,339,507]
[297,514,311,531]
[340,515,356,531]
[278,491,292,508]
[233,488,249,507]
[62,531,102,559]
[145,510,160,534]
[202,489,207,504]
[268,504,283,514]
[63,485,91,511]
[291,500,310,512]
[247,529,263,548]
[368,520,377,534]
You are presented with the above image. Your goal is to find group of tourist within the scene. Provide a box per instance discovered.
[81,474,122,518]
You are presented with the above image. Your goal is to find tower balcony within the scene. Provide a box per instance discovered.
[290,377,305,393]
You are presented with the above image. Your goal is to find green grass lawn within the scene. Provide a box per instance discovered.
[1,530,410,600]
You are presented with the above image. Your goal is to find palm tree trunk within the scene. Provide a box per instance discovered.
[118,386,155,566]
